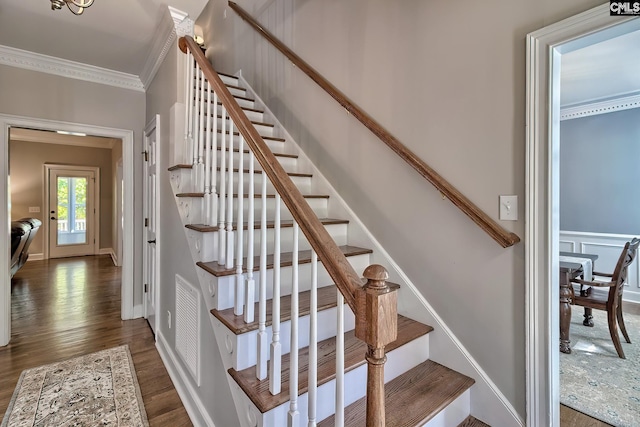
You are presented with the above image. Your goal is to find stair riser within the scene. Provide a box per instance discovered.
[219,75,239,86]
[215,117,274,137]
[212,172,312,195]
[233,334,431,427]
[199,253,372,311]
[173,196,329,224]
[213,305,356,372]
[216,133,284,151]
[189,223,347,264]
[194,84,245,98]
[214,151,298,172]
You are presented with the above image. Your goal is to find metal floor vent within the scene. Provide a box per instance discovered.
[175,274,201,386]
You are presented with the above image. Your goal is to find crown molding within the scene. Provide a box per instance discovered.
[0,45,144,92]
[139,6,194,90]
[560,92,640,120]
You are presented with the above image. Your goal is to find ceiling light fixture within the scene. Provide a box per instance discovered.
[50,0,94,16]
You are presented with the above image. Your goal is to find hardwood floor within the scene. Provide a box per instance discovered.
[561,405,613,426]
[1,255,192,426]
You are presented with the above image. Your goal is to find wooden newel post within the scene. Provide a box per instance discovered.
[355,264,398,427]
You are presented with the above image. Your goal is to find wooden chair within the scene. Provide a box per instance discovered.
[570,238,639,359]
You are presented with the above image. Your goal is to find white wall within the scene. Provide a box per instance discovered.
[0,64,146,305]
[196,0,605,417]
[145,39,240,427]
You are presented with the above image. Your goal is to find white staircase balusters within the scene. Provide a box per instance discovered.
[335,291,345,427]
[225,119,235,270]
[203,80,212,225]
[234,135,245,316]
[269,193,282,395]
[307,251,318,427]
[288,222,300,427]
[218,106,227,266]
[210,92,219,229]
[192,67,201,182]
[197,67,205,192]
[256,175,268,380]
[185,53,194,164]
[245,151,256,324]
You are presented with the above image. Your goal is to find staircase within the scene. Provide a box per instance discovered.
[169,38,490,427]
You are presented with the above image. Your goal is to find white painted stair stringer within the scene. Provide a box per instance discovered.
[234,70,523,427]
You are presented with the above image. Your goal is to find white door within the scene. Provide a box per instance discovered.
[48,167,98,258]
[143,117,159,334]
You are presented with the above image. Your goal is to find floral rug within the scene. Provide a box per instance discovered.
[560,308,640,426]
[1,345,149,427]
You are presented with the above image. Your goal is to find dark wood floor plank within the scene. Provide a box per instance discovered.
[1,255,192,426]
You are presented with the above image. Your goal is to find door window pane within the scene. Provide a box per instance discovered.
[57,177,87,245]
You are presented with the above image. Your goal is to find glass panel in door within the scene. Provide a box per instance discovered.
[57,176,88,245]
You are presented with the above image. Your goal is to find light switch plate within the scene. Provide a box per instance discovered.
[28,206,40,213]
[499,195,518,221]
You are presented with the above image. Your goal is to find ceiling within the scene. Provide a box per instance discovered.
[561,27,640,107]
[0,0,207,77]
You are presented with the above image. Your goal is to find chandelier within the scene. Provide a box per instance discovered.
[51,0,94,15]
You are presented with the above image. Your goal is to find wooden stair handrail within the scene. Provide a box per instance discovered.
[228,1,520,249]
[180,36,361,313]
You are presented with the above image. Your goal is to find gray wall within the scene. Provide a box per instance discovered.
[145,40,240,427]
[197,0,605,417]
[0,64,146,305]
[560,108,640,235]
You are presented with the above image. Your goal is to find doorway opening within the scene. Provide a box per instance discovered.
[1,114,136,347]
[526,5,640,426]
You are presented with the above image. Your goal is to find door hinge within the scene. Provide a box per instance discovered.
[142,150,149,162]
[144,283,148,293]
[144,218,149,227]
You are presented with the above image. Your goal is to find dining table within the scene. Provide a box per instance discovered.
[558,251,599,354]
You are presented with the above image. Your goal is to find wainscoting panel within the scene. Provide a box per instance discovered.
[560,231,640,303]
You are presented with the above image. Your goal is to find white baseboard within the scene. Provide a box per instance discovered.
[98,247,118,266]
[156,331,216,427]
[26,253,43,261]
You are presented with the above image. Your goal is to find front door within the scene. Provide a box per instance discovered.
[143,117,159,334]
[47,166,98,258]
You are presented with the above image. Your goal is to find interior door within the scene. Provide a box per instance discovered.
[143,118,158,334]
[48,168,97,258]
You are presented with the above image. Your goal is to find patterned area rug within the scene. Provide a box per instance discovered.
[560,308,640,426]
[1,345,149,427]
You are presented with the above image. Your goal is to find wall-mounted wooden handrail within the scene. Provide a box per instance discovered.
[228,1,520,248]
[180,36,362,313]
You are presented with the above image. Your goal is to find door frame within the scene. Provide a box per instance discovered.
[1,114,136,346]
[44,164,100,259]
[143,114,160,336]
[525,4,640,426]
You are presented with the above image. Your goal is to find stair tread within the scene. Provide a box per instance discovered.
[216,101,263,114]
[186,217,348,233]
[458,416,491,427]
[198,244,372,278]
[168,164,192,171]
[229,315,434,414]
[216,71,238,80]
[317,359,475,427]
[216,147,297,158]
